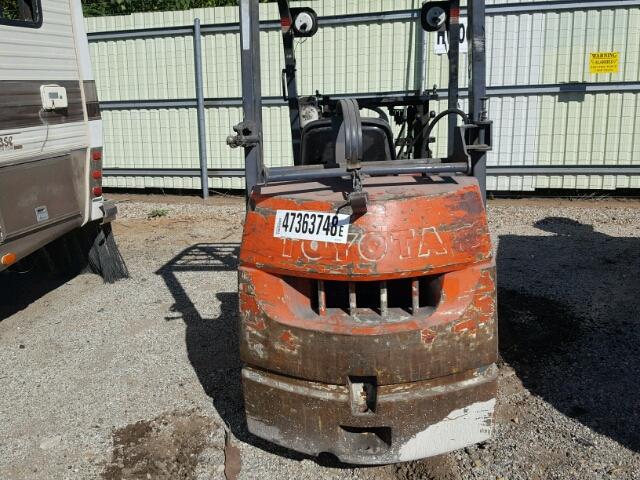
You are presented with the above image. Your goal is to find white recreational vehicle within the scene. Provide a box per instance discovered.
[0,0,126,281]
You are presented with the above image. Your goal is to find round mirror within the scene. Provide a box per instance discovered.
[294,12,314,33]
[291,8,318,37]
[421,2,449,32]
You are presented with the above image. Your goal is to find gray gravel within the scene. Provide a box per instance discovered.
[1,195,639,479]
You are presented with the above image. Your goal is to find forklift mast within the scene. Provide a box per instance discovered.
[229,0,497,465]
[230,0,491,200]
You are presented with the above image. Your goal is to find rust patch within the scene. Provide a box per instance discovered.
[421,328,437,344]
[453,319,478,333]
[275,329,300,353]
[242,365,497,464]
[246,317,267,332]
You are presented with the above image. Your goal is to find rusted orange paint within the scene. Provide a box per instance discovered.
[241,176,491,280]
[238,263,497,385]
[238,174,497,386]
[474,295,496,320]
[240,261,493,336]
[453,319,478,333]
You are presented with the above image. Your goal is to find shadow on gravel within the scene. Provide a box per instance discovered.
[0,267,72,321]
[156,243,313,464]
[498,217,640,453]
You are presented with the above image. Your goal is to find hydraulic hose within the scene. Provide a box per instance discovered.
[410,108,470,154]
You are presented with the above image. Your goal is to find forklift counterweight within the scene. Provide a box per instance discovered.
[230,0,496,464]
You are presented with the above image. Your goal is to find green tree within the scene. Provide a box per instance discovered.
[82,0,274,17]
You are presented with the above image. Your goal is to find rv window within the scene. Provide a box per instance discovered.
[0,0,42,28]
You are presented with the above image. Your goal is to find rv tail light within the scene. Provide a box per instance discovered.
[1,253,17,266]
[90,148,103,197]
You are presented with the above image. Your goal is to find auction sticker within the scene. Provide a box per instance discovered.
[274,210,350,244]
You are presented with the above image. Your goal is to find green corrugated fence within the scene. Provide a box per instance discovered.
[86,0,640,191]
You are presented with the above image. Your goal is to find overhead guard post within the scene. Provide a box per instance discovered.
[447,0,461,157]
[239,0,264,199]
[468,0,489,201]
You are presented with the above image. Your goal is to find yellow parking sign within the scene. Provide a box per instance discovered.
[589,52,619,74]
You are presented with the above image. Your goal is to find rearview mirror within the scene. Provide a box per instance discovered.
[290,7,318,37]
[421,1,450,32]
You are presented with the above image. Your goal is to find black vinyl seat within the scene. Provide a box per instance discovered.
[300,117,396,166]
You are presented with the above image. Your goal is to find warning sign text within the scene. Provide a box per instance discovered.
[589,52,619,74]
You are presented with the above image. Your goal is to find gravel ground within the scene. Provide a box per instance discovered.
[1,194,639,480]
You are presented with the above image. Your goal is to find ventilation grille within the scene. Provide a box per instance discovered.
[314,276,442,318]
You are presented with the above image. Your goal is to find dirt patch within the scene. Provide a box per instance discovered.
[349,454,462,480]
[390,455,462,480]
[102,410,223,480]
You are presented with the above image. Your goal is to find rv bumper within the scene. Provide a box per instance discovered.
[101,200,118,224]
[91,198,117,224]
[242,364,497,465]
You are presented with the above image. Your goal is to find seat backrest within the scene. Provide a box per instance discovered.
[300,117,395,166]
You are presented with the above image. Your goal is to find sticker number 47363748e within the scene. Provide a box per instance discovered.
[273,210,351,244]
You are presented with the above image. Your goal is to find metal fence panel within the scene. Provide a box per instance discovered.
[86,0,640,192]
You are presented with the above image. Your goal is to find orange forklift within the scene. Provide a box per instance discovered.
[227,0,496,464]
